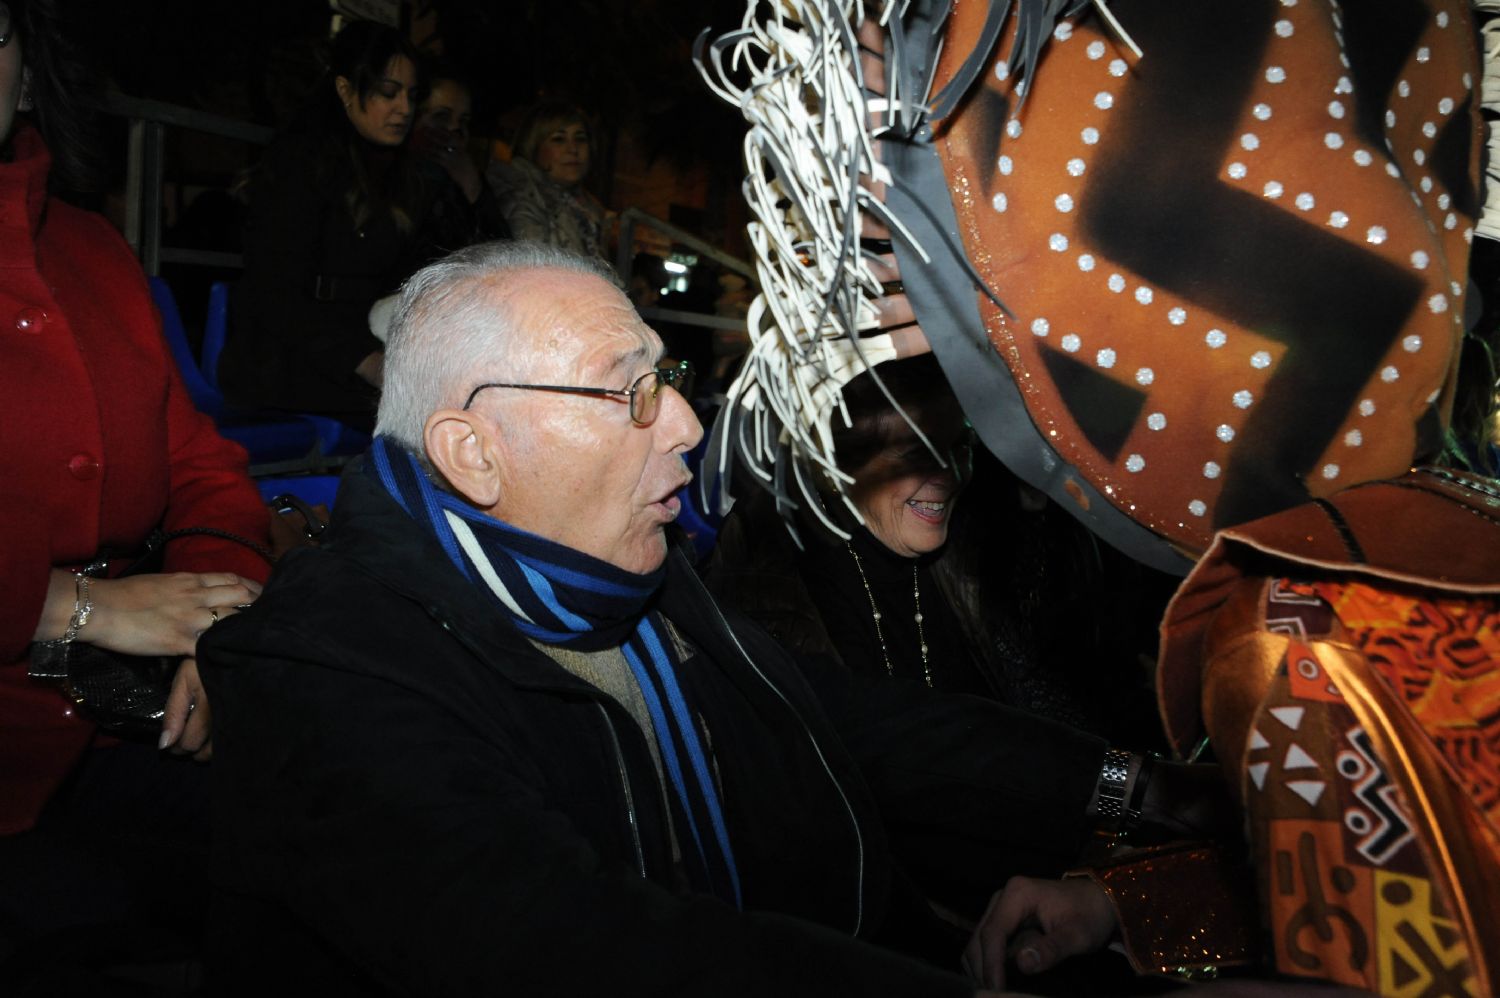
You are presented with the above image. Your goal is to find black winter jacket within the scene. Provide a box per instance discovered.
[199,473,1106,996]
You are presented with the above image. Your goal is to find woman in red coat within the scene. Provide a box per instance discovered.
[0,0,270,959]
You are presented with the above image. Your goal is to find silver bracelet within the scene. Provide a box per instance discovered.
[29,572,97,678]
[35,572,94,648]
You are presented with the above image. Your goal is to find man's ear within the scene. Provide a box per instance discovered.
[424,409,503,509]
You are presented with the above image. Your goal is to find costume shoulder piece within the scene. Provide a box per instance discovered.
[1159,465,1500,755]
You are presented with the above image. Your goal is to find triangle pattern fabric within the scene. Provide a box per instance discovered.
[1286,779,1326,807]
[1270,706,1306,731]
[1284,743,1319,770]
[1249,728,1270,750]
[1248,761,1270,791]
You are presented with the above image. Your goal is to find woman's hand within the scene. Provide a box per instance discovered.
[84,572,260,658]
[355,349,385,388]
[161,657,214,760]
[412,124,483,203]
[857,19,931,360]
[963,876,1118,991]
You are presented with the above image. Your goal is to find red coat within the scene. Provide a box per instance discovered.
[0,126,270,834]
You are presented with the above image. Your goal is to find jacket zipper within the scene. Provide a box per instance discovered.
[429,592,862,930]
[703,594,867,937]
[428,612,649,880]
[595,702,647,879]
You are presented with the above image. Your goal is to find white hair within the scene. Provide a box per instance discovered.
[375,240,619,452]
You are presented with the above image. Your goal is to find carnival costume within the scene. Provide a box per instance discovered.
[697,1,1498,992]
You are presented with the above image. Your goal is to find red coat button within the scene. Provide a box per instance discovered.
[67,453,100,480]
[15,307,47,333]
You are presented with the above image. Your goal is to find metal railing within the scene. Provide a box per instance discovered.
[615,207,754,334]
[105,92,273,277]
[105,93,754,337]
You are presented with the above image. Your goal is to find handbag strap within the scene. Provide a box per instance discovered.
[153,525,275,566]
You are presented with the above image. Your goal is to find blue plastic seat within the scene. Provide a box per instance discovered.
[148,277,321,464]
[674,432,720,560]
[202,280,230,393]
[203,281,371,458]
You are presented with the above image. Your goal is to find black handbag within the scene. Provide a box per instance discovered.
[27,499,326,739]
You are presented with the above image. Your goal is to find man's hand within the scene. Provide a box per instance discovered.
[963,876,1118,991]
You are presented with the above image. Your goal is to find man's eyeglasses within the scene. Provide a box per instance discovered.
[463,360,694,426]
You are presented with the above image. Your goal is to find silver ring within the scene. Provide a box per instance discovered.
[208,610,220,625]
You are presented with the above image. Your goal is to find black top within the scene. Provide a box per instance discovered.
[801,526,994,697]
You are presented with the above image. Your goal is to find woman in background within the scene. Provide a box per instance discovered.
[410,68,509,250]
[220,20,431,428]
[487,101,609,258]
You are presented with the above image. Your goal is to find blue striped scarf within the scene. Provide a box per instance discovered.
[367,437,741,906]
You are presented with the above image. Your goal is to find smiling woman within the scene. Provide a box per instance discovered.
[707,357,997,695]
[486,101,610,259]
[706,353,1168,746]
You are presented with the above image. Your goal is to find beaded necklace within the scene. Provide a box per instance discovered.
[846,542,932,687]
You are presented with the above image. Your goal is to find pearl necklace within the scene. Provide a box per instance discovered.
[846,542,932,687]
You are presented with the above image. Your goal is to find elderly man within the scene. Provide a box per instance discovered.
[200,242,1187,996]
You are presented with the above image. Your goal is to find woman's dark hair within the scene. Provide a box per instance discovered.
[422,59,472,101]
[285,19,427,233]
[327,20,424,113]
[7,0,103,192]
[831,354,955,475]
[512,101,592,169]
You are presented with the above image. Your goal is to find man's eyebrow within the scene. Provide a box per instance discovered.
[601,343,654,382]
